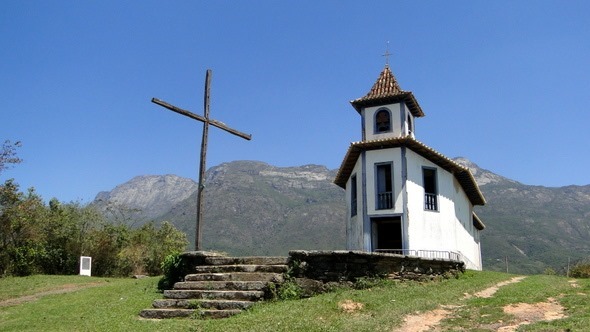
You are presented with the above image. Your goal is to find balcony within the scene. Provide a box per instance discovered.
[424,193,438,211]
[377,191,393,210]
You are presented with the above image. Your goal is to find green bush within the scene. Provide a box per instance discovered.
[277,280,303,300]
[158,252,187,291]
[353,276,385,290]
[570,262,590,278]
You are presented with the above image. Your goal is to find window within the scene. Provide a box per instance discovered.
[423,167,438,211]
[350,175,357,217]
[407,114,413,136]
[376,163,393,209]
[374,109,391,133]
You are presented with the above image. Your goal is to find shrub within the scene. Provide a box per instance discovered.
[158,252,187,291]
[353,276,384,290]
[265,278,304,301]
[570,262,590,278]
[276,279,303,300]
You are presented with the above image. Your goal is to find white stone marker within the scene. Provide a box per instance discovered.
[79,256,92,276]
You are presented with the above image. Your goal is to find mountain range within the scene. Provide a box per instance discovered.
[92,158,590,275]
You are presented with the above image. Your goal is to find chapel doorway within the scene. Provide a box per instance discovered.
[372,217,403,252]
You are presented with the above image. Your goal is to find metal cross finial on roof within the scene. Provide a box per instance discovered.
[382,41,392,66]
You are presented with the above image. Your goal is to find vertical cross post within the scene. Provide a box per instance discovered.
[195,70,212,250]
[382,41,392,66]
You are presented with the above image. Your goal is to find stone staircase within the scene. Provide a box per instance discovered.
[140,256,288,319]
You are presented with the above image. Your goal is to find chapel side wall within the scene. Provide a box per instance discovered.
[346,159,364,250]
[406,152,454,251]
[405,150,482,269]
[452,177,483,270]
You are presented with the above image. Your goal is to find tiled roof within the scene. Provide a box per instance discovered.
[350,65,425,117]
[333,137,486,206]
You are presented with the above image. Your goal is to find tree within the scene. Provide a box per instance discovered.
[0,176,188,277]
[0,180,46,276]
[117,221,187,276]
[0,140,22,175]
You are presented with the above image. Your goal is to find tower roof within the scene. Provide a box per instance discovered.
[350,65,425,117]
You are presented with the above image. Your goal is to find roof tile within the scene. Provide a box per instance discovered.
[350,65,425,117]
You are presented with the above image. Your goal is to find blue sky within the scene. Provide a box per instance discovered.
[2,1,590,202]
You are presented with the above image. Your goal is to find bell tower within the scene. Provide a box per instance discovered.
[334,61,486,270]
[350,65,424,141]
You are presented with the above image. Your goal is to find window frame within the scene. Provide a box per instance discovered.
[350,174,358,217]
[375,162,394,210]
[422,166,439,211]
[374,108,392,134]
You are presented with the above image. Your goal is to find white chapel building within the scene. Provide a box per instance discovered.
[334,64,486,270]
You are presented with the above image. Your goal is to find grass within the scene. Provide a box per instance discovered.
[0,271,588,331]
[443,274,590,331]
[0,275,104,301]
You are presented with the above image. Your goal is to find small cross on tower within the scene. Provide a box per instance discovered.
[382,41,392,66]
[151,69,251,250]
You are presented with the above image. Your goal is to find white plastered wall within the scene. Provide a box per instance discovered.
[364,103,403,140]
[346,159,364,250]
[405,149,482,270]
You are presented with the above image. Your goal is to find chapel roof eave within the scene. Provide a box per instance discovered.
[473,212,486,230]
[333,137,486,206]
[350,91,424,117]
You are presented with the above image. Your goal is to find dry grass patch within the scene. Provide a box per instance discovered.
[398,308,452,332]
[496,297,566,331]
[338,299,364,313]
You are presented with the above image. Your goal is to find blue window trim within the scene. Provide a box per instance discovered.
[375,162,394,210]
[422,166,439,212]
[350,174,358,217]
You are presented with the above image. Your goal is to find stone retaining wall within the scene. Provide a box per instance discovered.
[288,250,465,283]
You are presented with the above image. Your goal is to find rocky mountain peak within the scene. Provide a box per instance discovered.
[93,174,198,221]
[453,157,516,186]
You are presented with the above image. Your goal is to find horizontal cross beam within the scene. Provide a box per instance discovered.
[151,98,252,141]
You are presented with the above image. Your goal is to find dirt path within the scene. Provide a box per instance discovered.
[397,276,527,332]
[496,297,565,332]
[397,276,571,331]
[0,282,104,308]
[397,307,453,332]
[471,276,527,299]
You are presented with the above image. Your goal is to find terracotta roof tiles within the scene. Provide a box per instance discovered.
[350,65,425,117]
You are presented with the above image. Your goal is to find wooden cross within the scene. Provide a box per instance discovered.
[152,69,252,250]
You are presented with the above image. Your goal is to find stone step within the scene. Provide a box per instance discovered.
[185,272,284,282]
[193,264,288,274]
[139,308,194,319]
[152,299,255,310]
[174,281,266,291]
[197,309,243,319]
[141,254,290,320]
[140,308,242,319]
[163,289,265,301]
[204,256,288,266]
